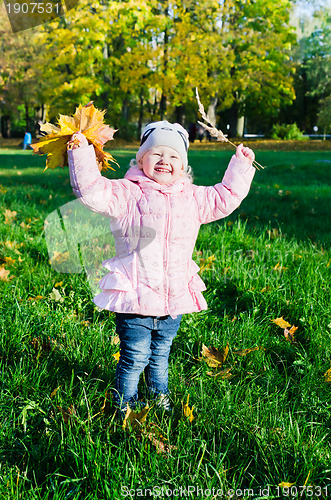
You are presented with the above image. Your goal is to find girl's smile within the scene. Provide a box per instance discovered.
[140,146,184,185]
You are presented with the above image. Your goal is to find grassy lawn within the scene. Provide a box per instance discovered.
[0,145,330,499]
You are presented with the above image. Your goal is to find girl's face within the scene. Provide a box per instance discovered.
[140,146,184,185]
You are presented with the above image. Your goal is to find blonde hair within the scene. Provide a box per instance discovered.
[129,158,193,183]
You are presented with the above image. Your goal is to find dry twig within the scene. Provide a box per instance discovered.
[195,88,265,170]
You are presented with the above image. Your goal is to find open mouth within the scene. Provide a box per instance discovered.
[155,167,171,173]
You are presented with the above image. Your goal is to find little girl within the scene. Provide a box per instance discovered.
[67,121,255,413]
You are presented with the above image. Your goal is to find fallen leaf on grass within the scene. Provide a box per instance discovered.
[49,287,64,302]
[272,317,298,344]
[324,368,331,383]
[284,326,298,344]
[0,266,10,281]
[58,404,76,425]
[50,251,69,266]
[278,482,295,488]
[112,351,120,363]
[31,336,54,354]
[206,367,234,379]
[182,394,194,423]
[111,334,120,345]
[122,405,150,431]
[271,317,292,329]
[50,386,61,398]
[3,209,17,224]
[202,343,229,368]
[3,256,16,266]
[233,346,264,356]
[27,295,44,302]
[100,390,112,415]
[273,262,288,272]
[3,241,23,254]
[20,221,31,231]
[144,424,177,455]
[198,254,216,273]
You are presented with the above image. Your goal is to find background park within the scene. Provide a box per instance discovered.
[0,0,331,499]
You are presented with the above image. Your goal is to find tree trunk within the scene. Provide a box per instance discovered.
[207,96,218,126]
[160,13,169,120]
[237,115,245,137]
[174,104,185,125]
[137,93,144,140]
[121,94,130,122]
[35,104,47,136]
[25,102,30,132]
[228,101,245,138]
[1,115,11,138]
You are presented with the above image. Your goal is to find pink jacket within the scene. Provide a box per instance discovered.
[68,145,255,318]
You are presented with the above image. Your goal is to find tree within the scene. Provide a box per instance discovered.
[215,0,296,137]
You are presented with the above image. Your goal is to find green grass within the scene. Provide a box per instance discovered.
[0,147,331,499]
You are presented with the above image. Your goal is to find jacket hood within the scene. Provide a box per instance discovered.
[124,165,189,194]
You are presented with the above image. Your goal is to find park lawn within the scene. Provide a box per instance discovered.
[0,147,330,499]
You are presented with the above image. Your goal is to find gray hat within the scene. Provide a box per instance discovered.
[136,121,189,168]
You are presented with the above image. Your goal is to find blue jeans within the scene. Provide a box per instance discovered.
[113,313,182,410]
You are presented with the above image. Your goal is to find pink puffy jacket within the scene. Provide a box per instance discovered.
[68,145,255,318]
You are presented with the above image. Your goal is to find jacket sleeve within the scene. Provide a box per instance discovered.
[193,154,255,224]
[68,144,131,218]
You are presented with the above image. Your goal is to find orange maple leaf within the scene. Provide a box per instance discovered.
[0,266,10,281]
[284,325,298,344]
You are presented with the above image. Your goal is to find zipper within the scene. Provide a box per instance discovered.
[164,194,171,315]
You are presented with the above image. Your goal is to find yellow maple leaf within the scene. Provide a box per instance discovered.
[4,256,16,266]
[271,317,292,329]
[202,343,229,368]
[31,102,118,172]
[112,351,120,363]
[278,482,295,488]
[182,394,195,423]
[199,254,216,273]
[324,367,331,383]
[4,209,17,224]
[122,404,150,431]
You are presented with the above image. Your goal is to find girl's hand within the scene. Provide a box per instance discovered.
[67,131,89,150]
[235,143,255,164]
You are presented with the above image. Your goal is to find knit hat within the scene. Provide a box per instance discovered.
[136,121,189,169]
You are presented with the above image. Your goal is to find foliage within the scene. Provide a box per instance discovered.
[1,0,297,139]
[286,6,331,134]
[270,123,308,140]
[317,95,331,133]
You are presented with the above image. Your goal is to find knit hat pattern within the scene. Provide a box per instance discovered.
[136,121,189,168]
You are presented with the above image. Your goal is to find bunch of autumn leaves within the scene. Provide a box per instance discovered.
[31,102,118,171]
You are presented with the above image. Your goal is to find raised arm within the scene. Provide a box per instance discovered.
[67,132,131,218]
[194,144,256,224]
